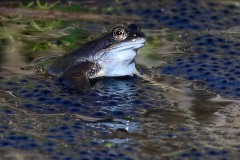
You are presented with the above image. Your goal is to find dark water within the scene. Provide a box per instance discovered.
[0,0,240,160]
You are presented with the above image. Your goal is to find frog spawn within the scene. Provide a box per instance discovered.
[162,33,240,98]
[0,75,170,117]
[108,0,240,30]
[1,75,239,160]
[0,111,137,160]
[0,75,171,160]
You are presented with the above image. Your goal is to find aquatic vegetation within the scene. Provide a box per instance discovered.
[56,3,91,13]
[35,0,59,10]
[21,0,60,10]
[0,17,90,62]
[30,20,61,32]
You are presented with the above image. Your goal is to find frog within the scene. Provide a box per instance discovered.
[44,24,146,92]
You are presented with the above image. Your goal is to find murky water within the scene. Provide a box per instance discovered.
[0,0,240,160]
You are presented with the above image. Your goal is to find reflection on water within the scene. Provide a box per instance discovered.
[0,1,240,159]
[0,24,29,76]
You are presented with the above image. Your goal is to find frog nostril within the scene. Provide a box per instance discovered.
[128,23,140,31]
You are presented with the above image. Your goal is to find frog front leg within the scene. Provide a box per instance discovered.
[60,61,94,92]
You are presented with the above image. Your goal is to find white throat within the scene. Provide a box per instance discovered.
[97,49,137,77]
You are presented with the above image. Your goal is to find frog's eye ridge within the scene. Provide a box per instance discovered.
[113,27,128,41]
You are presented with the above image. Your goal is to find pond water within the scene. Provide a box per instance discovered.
[0,0,240,160]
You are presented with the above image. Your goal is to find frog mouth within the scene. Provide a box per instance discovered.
[111,38,146,50]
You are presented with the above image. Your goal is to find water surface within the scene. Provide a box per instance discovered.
[0,0,240,159]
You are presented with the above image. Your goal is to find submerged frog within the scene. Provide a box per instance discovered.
[45,24,146,92]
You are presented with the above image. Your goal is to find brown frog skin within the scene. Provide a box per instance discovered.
[45,24,146,92]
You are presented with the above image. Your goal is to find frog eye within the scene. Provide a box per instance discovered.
[112,27,128,41]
